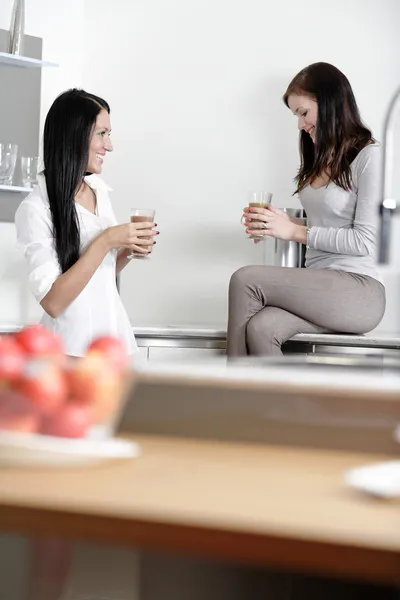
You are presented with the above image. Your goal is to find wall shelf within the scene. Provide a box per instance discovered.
[0,184,32,193]
[0,52,57,68]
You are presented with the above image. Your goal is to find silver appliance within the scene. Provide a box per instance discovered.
[264,207,306,268]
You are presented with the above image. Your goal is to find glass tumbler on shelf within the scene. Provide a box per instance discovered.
[0,143,18,186]
[21,156,39,189]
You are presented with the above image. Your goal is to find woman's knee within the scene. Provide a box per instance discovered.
[246,315,281,356]
[229,266,253,292]
[246,313,280,352]
[246,315,261,345]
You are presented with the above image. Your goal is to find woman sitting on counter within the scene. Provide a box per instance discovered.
[227,62,385,357]
[15,89,159,358]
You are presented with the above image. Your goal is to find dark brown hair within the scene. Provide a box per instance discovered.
[283,62,374,193]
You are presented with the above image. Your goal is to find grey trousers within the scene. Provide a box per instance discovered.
[227,266,386,357]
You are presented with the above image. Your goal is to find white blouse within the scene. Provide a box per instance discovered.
[15,173,138,357]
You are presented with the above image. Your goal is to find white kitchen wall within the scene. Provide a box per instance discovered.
[1,0,400,333]
[82,0,400,331]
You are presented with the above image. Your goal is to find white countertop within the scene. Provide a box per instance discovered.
[133,325,227,339]
[1,323,400,348]
[288,331,400,348]
[129,326,400,349]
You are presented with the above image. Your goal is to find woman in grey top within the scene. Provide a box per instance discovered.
[227,62,386,356]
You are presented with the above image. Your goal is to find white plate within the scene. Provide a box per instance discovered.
[345,460,400,499]
[0,430,141,468]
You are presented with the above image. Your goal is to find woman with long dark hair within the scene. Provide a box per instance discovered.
[15,89,158,357]
[227,62,385,356]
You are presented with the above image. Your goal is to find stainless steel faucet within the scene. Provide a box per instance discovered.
[378,87,400,263]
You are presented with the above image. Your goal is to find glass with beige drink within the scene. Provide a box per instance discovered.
[245,191,273,239]
[128,208,156,259]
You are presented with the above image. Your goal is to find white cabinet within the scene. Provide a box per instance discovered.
[147,347,225,363]
[138,346,149,360]
[135,329,226,363]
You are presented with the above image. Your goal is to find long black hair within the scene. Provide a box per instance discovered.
[283,62,374,193]
[43,89,110,273]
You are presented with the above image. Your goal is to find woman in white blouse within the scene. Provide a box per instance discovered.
[15,89,158,357]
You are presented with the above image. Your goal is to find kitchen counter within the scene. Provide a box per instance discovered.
[2,322,400,349]
[133,326,400,349]
[0,434,398,584]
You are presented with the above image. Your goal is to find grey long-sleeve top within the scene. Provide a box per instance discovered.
[299,143,384,285]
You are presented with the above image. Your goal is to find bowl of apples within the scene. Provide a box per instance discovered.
[0,326,140,467]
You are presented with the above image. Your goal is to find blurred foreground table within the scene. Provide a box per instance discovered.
[0,434,398,585]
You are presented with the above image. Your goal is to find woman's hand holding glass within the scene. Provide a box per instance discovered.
[103,221,159,255]
[242,205,298,242]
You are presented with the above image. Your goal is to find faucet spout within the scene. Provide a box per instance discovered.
[378,86,400,264]
[379,202,395,263]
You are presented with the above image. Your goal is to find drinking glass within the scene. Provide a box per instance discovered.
[243,191,273,239]
[128,208,156,259]
[0,143,18,185]
[21,156,39,189]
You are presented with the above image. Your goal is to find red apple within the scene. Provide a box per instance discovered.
[67,353,123,422]
[17,361,68,416]
[41,403,92,438]
[15,325,65,360]
[0,335,26,383]
[87,336,130,372]
[0,390,40,433]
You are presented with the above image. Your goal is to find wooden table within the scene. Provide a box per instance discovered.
[0,435,398,585]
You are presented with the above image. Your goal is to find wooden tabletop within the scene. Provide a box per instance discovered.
[0,435,399,584]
